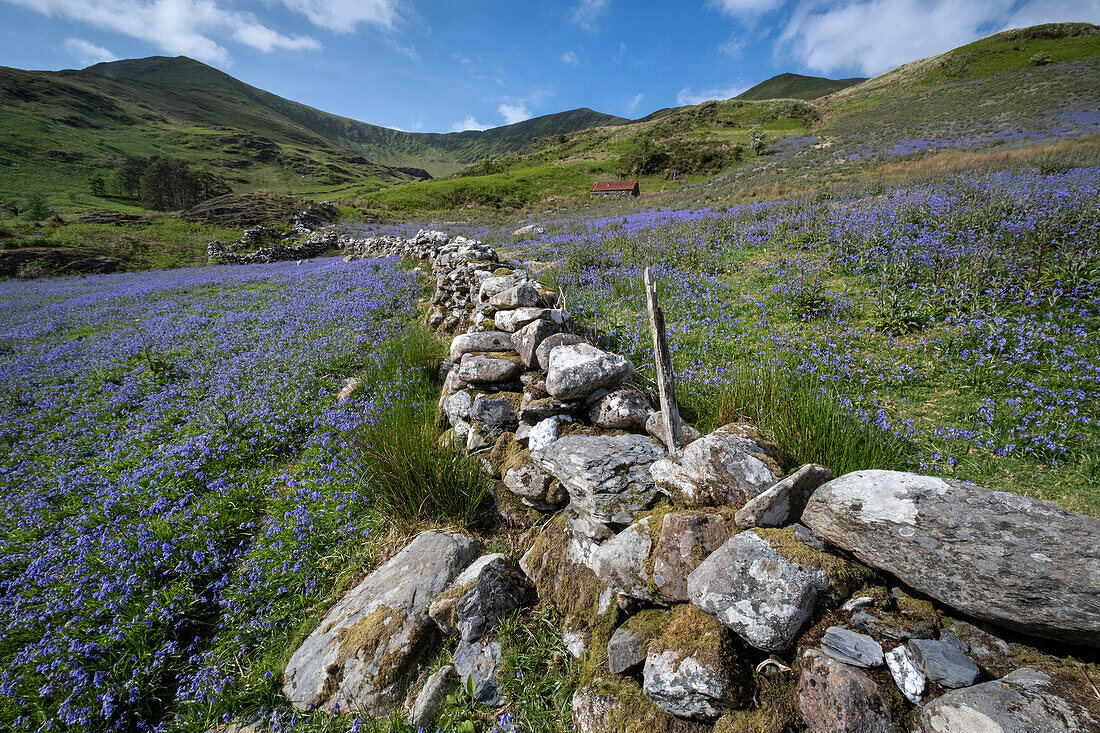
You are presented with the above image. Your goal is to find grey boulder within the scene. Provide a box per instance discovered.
[922,668,1100,733]
[687,529,828,651]
[535,333,586,371]
[495,306,567,333]
[533,434,667,540]
[545,343,634,400]
[801,469,1100,647]
[489,281,543,309]
[650,423,783,508]
[408,665,456,729]
[453,639,504,706]
[652,512,731,602]
[455,352,523,384]
[282,531,481,715]
[511,318,561,368]
[589,517,659,602]
[469,393,519,437]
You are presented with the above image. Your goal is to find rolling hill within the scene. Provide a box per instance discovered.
[736,72,866,101]
[0,56,627,210]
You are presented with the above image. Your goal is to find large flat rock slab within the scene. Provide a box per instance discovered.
[802,470,1100,647]
[282,531,481,715]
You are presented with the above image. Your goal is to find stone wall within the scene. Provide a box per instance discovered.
[278,230,1100,733]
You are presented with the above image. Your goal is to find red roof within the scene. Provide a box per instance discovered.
[590,180,638,192]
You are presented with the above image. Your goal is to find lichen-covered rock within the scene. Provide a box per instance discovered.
[478,272,527,303]
[608,611,668,675]
[801,469,1100,647]
[590,389,655,430]
[590,517,659,602]
[573,678,712,733]
[653,512,731,602]
[735,464,834,528]
[545,343,634,400]
[921,668,1100,733]
[453,639,504,706]
[796,650,899,733]
[495,306,568,333]
[687,529,830,651]
[533,434,667,540]
[449,331,515,362]
[455,352,523,384]
[642,605,751,722]
[454,557,535,642]
[490,281,543,309]
[503,458,555,505]
[282,531,481,715]
[536,333,586,371]
[650,423,783,508]
[512,318,561,368]
[469,393,519,437]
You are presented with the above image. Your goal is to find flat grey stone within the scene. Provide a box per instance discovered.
[802,469,1100,647]
[589,388,654,430]
[909,638,980,689]
[922,668,1100,733]
[589,517,658,601]
[490,281,543,309]
[469,393,518,437]
[821,626,884,668]
[449,331,515,362]
[455,352,523,384]
[511,318,561,368]
[282,531,481,716]
[736,463,834,528]
[495,306,567,333]
[607,626,649,675]
[453,639,504,706]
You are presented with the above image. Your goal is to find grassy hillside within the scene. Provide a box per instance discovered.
[736,72,866,100]
[0,56,627,213]
[360,99,819,212]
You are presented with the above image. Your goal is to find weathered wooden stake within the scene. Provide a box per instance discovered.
[644,267,684,453]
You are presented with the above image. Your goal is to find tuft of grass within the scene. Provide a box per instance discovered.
[357,329,490,529]
[686,364,914,477]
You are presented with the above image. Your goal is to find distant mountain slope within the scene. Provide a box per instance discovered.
[736,73,866,101]
[0,56,628,207]
[83,57,627,174]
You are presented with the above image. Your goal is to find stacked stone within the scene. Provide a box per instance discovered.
[207,229,338,265]
[278,230,1100,733]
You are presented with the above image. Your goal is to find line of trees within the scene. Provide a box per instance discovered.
[87,156,230,211]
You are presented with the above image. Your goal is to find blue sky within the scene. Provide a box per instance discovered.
[1,1,1097,133]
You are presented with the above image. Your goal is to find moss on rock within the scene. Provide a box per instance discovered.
[754,526,878,601]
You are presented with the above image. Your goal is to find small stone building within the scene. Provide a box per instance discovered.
[590,180,640,198]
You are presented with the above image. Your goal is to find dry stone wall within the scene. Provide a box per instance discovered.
[280,230,1100,733]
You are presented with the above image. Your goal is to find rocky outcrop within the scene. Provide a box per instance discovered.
[802,469,1100,646]
[282,531,480,716]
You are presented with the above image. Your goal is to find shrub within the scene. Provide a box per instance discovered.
[21,191,51,221]
[1029,51,1052,66]
[750,125,769,155]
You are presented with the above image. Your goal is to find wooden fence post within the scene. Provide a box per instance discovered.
[644,267,684,453]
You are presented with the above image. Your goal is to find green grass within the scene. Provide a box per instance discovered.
[0,216,244,270]
[921,23,1100,84]
[356,328,491,529]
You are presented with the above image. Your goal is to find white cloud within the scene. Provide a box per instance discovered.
[676,84,748,105]
[63,37,118,66]
[719,37,745,57]
[279,0,403,34]
[571,0,609,30]
[561,50,580,65]
[778,0,1008,77]
[1003,0,1100,29]
[8,0,320,63]
[499,103,532,125]
[450,116,490,132]
[707,0,784,17]
[624,93,644,114]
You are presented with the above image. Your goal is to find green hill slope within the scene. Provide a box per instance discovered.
[736,72,866,101]
[0,56,627,210]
